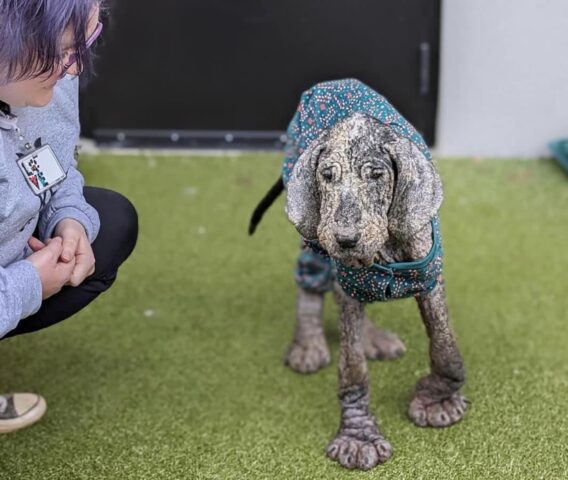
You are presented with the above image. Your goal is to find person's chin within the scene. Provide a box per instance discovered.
[28,88,55,107]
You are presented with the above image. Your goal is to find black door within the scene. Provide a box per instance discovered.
[80,0,440,149]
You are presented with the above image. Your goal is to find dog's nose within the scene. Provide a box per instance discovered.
[335,233,360,249]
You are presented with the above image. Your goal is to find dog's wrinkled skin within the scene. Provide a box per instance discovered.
[284,113,466,470]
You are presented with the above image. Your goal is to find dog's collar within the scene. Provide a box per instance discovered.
[304,217,443,302]
[304,218,440,271]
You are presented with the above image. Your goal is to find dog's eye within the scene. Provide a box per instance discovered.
[362,167,384,181]
[362,164,385,181]
[369,169,383,180]
[321,167,334,182]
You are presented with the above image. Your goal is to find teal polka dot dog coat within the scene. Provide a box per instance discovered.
[285,79,444,303]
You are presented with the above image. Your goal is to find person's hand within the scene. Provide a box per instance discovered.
[27,237,76,299]
[53,218,96,286]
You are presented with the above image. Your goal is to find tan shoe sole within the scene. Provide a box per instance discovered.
[0,395,47,434]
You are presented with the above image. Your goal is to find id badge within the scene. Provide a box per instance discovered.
[17,145,67,195]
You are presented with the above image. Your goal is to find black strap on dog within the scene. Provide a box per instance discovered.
[248,176,284,235]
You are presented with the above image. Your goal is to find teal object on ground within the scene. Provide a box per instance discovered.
[549,139,568,173]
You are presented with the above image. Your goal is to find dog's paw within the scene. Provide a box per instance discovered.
[284,338,330,373]
[363,322,406,361]
[326,433,392,470]
[408,391,467,427]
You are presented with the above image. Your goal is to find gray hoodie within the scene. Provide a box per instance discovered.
[0,76,100,337]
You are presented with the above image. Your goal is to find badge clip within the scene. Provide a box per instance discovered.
[17,145,67,196]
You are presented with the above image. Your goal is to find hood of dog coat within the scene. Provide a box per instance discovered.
[282,78,431,186]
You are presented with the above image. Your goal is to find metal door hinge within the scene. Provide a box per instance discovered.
[419,42,431,96]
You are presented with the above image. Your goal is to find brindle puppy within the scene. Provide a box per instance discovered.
[284,113,466,470]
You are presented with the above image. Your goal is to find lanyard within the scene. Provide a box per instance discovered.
[0,101,36,151]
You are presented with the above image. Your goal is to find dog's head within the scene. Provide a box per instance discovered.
[285,113,442,267]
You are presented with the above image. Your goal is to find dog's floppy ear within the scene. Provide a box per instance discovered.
[285,134,327,240]
[383,137,443,240]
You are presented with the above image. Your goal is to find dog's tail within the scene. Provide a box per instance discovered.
[248,176,285,235]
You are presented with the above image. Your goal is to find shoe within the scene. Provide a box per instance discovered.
[0,393,47,433]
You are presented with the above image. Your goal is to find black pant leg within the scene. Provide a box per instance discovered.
[4,187,138,338]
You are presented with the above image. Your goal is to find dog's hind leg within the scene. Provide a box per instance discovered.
[409,282,467,428]
[326,283,392,470]
[284,287,330,373]
[363,316,406,361]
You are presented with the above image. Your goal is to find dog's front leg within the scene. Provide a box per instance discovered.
[409,282,467,427]
[284,287,330,373]
[326,283,392,470]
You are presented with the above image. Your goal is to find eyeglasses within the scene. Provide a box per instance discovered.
[59,21,103,78]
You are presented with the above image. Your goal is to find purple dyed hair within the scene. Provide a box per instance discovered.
[0,0,103,83]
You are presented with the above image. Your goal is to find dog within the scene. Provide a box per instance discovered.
[249,79,466,470]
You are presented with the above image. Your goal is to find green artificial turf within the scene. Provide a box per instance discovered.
[1,153,567,479]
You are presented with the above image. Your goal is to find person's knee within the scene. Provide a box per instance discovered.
[111,191,138,261]
[87,188,139,275]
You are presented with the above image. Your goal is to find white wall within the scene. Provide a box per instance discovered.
[436,0,568,158]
